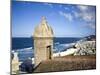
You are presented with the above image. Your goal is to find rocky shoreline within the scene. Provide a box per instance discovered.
[53,35,96,57]
[53,40,96,57]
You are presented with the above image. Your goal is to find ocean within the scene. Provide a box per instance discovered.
[12,37,81,61]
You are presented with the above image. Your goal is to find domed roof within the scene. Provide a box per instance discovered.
[34,17,53,38]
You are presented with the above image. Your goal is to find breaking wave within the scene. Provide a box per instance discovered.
[12,42,76,62]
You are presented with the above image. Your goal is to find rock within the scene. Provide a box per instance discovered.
[74,41,96,55]
[20,58,34,73]
[12,52,19,74]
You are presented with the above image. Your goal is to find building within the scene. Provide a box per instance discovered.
[33,16,54,67]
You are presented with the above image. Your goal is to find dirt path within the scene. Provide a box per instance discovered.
[34,55,96,73]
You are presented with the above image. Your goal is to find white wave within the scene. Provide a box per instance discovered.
[60,43,75,47]
[23,47,33,50]
[55,42,60,45]
[12,47,33,52]
[53,48,77,57]
[11,50,15,53]
[32,58,34,64]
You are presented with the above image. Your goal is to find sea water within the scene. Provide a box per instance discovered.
[12,37,81,61]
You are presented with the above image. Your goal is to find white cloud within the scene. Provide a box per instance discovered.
[89,24,95,29]
[82,13,95,22]
[71,5,96,30]
[72,10,80,18]
[72,5,95,22]
[59,11,73,21]
[77,5,89,11]
[64,7,69,10]
[84,23,95,29]
[58,5,95,30]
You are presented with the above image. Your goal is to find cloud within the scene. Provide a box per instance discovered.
[84,23,95,29]
[82,13,95,22]
[77,5,89,12]
[59,11,73,21]
[58,5,95,30]
[75,5,95,22]
[74,11,95,22]
[89,24,95,29]
[64,7,69,10]
[70,5,96,30]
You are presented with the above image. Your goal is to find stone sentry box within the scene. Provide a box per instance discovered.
[33,17,54,67]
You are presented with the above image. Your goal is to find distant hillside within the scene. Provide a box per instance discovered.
[83,35,96,41]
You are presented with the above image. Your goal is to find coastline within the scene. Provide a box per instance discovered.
[17,40,96,65]
[12,37,96,74]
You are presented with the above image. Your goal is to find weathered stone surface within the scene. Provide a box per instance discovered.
[74,41,96,55]
[11,52,19,74]
[33,16,54,67]
[34,16,53,38]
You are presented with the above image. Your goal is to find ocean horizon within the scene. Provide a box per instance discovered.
[12,37,81,50]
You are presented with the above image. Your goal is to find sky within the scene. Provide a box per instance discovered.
[12,1,96,37]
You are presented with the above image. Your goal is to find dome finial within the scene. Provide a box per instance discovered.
[41,16,47,24]
[34,16,53,37]
[42,16,46,20]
